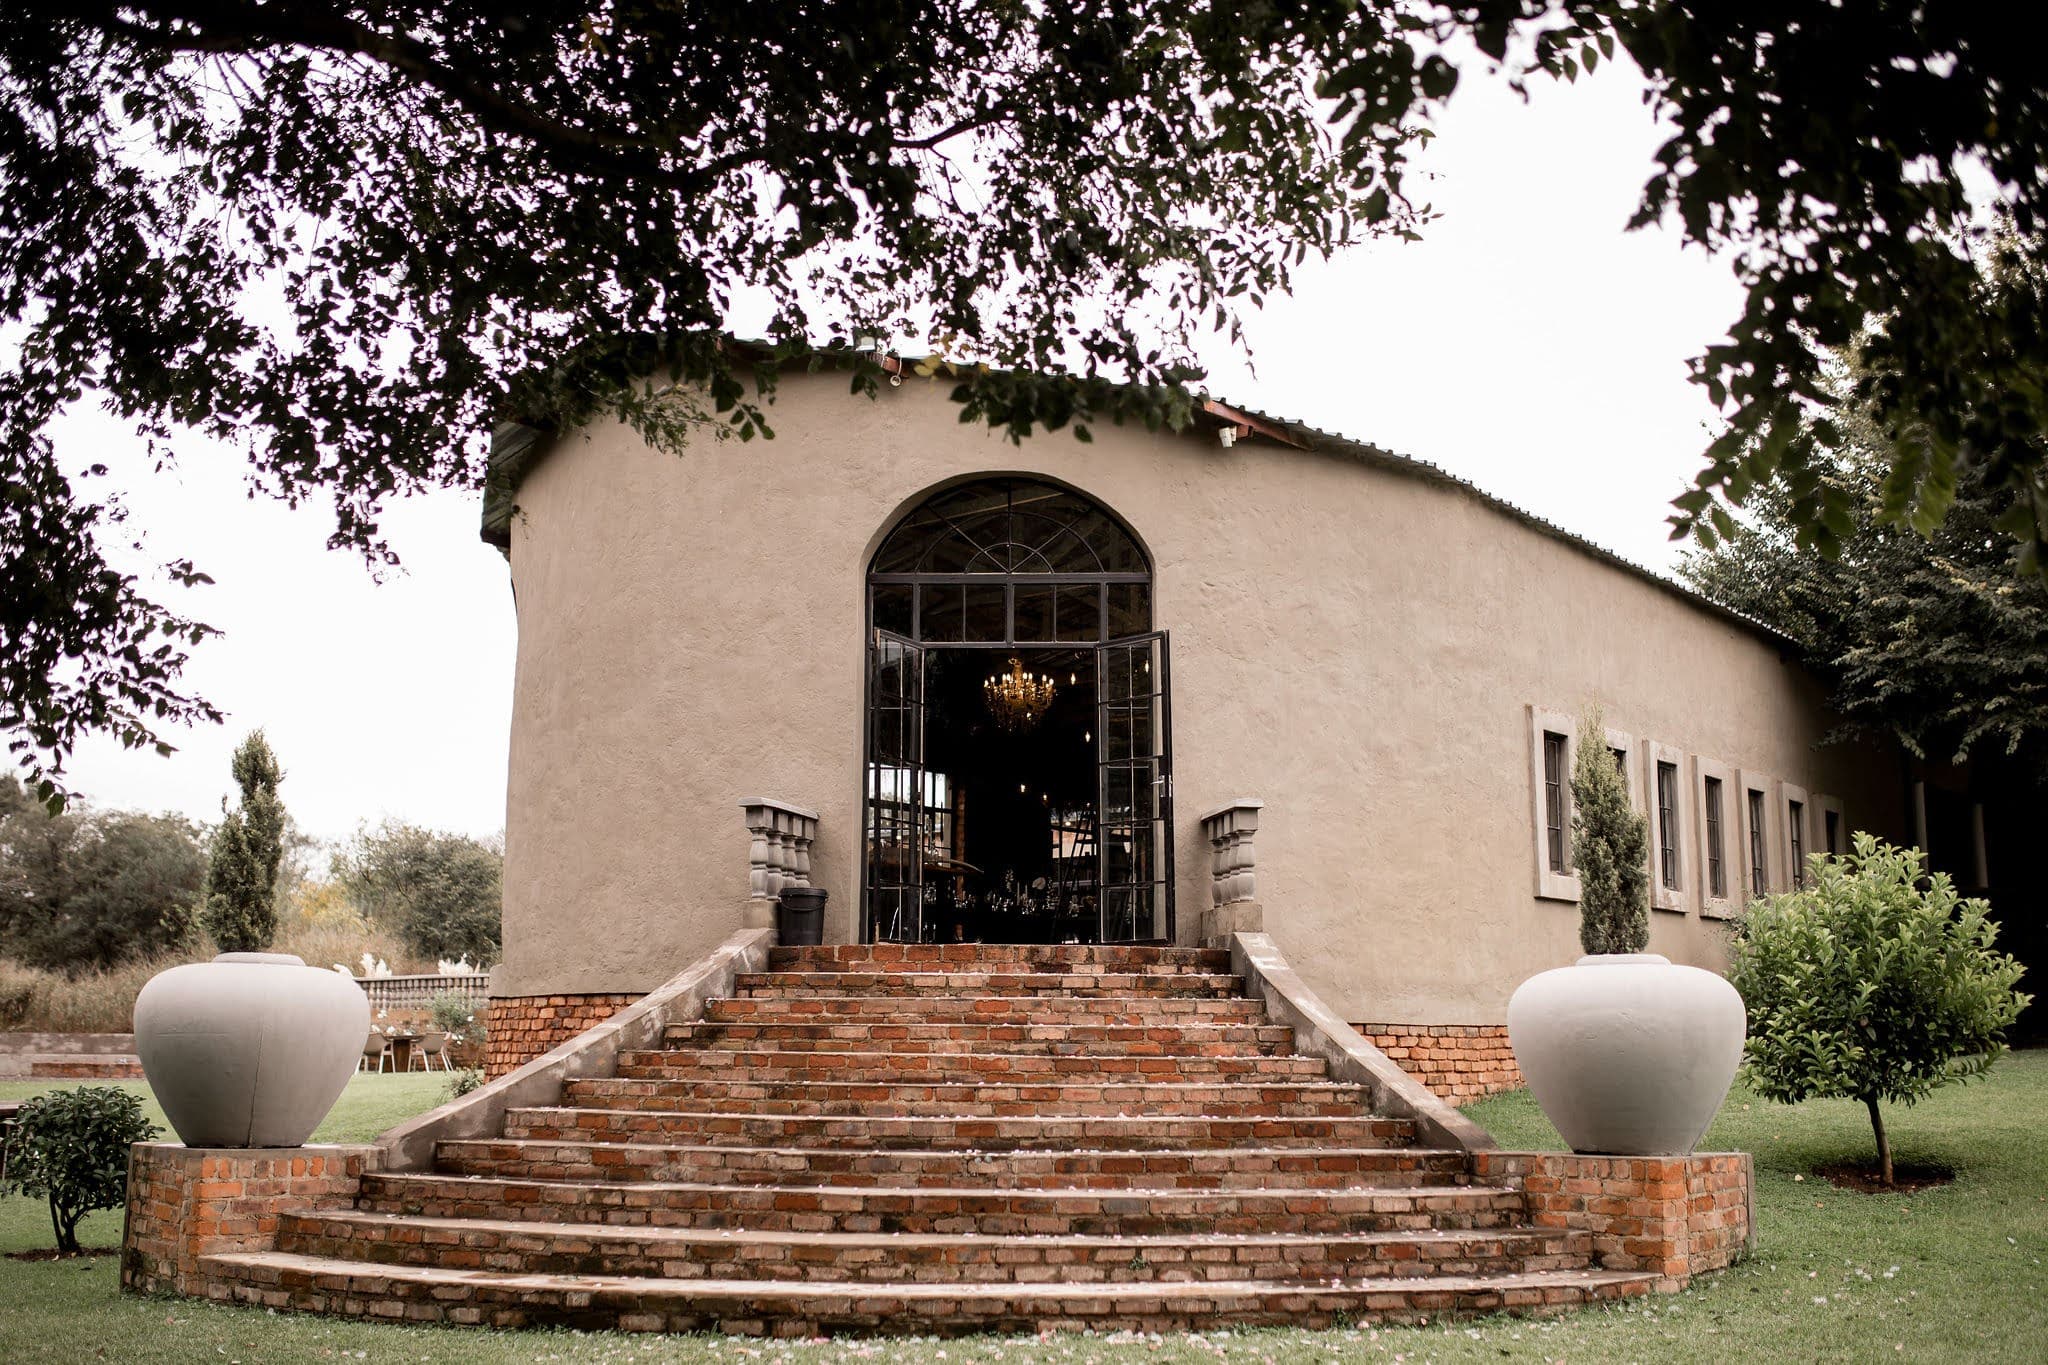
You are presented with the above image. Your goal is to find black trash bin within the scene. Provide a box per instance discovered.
[776,887,828,946]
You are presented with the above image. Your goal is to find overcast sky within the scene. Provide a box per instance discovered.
[49,54,1742,850]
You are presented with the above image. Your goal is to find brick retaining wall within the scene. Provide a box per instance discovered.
[485,993,643,1077]
[1354,1023,1522,1105]
[121,1143,380,1298]
[1473,1151,1754,1290]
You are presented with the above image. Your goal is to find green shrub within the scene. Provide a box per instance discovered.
[1571,706,1650,955]
[1728,833,2032,1185]
[1,1086,158,1251]
[202,731,287,954]
[428,990,479,1038]
[446,1068,484,1100]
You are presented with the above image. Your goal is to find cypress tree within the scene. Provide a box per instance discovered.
[203,731,286,953]
[1571,707,1651,956]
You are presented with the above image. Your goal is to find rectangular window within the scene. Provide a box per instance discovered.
[1825,808,1842,856]
[1609,746,1627,775]
[1543,732,1568,874]
[1788,799,1807,888]
[1656,761,1680,889]
[1748,788,1768,897]
[1704,777,1727,899]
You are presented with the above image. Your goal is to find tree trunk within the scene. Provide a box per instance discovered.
[1863,1093,1893,1187]
[48,1193,75,1254]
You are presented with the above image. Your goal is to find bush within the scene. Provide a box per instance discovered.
[202,731,287,953]
[0,777,204,972]
[0,1086,158,1251]
[1729,833,2032,1186]
[1571,706,1650,955]
[335,821,502,967]
[445,1068,484,1100]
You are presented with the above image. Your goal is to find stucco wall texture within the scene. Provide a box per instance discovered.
[492,372,1904,1023]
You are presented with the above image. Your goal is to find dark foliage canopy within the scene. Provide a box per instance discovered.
[335,819,502,967]
[3,2,2046,794]
[1683,358,2048,774]
[0,774,204,971]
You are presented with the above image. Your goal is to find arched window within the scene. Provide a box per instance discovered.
[868,478,1151,645]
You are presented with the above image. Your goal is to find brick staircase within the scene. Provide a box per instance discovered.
[205,944,1656,1334]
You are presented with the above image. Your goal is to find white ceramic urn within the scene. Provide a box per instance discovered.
[1506,953,1746,1156]
[134,952,371,1148]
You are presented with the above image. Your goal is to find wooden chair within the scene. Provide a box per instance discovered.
[360,1030,392,1073]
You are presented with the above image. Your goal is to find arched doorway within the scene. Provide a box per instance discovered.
[864,478,1172,945]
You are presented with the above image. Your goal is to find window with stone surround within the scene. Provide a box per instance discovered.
[1695,756,1739,918]
[1645,740,1693,914]
[1782,782,1811,889]
[1528,705,1580,902]
[1745,784,1771,899]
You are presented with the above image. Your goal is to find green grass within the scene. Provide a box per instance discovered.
[1,1058,2044,1362]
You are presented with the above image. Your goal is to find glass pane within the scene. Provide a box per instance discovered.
[1102,647,1134,703]
[1129,764,1156,821]
[1013,585,1054,642]
[1128,704,1153,758]
[1117,710,1145,761]
[872,585,913,636]
[1107,582,1150,638]
[964,582,1007,642]
[920,583,965,642]
[1057,583,1102,642]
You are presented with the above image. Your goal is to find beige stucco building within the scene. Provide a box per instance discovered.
[479,362,1913,1082]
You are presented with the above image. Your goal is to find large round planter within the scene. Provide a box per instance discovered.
[1506,953,1745,1156]
[133,953,370,1148]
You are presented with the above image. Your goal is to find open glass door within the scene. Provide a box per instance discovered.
[1096,631,1173,942]
[864,629,926,942]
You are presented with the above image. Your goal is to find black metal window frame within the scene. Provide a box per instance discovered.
[1747,788,1768,897]
[861,477,1163,942]
[1788,799,1806,888]
[1824,808,1842,856]
[867,572,1151,648]
[1656,760,1680,890]
[1542,732,1568,874]
[1704,776,1726,898]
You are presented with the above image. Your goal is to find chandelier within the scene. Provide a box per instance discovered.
[983,656,1057,731]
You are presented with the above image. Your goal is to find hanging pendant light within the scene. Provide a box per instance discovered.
[984,656,1057,732]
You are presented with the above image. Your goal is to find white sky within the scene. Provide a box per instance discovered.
[49,55,1741,849]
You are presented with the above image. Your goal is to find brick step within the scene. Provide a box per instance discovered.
[557,1078,1368,1115]
[429,1140,1471,1189]
[484,1110,1412,1151]
[666,1020,1295,1054]
[706,996,1264,1023]
[278,1210,1588,1284]
[770,945,1233,973]
[208,1252,1657,1334]
[359,1175,1526,1236]
[734,972,1245,999]
[614,1049,1329,1082]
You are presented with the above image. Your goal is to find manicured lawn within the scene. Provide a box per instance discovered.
[1,1057,2043,1362]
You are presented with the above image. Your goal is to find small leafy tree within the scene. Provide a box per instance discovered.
[1571,707,1650,956]
[1728,835,2031,1186]
[0,1086,158,1252]
[202,732,287,953]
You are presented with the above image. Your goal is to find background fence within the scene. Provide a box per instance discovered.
[358,973,489,1014]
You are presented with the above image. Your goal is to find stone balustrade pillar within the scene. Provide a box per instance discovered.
[1199,798,1265,946]
[740,798,820,930]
